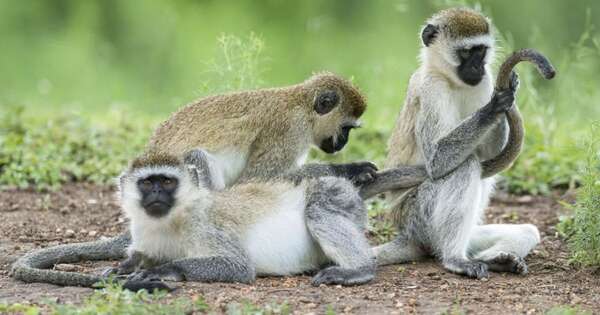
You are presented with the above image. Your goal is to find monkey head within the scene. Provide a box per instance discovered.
[420,8,495,87]
[305,73,367,154]
[119,151,208,220]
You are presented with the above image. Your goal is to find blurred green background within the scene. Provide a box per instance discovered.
[2,0,599,121]
[1,0,600,193]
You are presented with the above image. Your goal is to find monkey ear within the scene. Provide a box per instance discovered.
[421,24,438,47]
[314,90,340,115]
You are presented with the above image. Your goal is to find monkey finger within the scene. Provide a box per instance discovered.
[353,172,376,185]
[127,271,150,282]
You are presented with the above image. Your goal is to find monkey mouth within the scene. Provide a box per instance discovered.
[143,201,172,217]
[319,137,346,154]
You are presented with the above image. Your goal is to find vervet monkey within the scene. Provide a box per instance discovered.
[376,8,554,278]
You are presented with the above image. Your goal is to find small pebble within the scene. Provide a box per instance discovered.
[65,229,75,238]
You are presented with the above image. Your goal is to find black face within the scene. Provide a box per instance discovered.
[137,175,179,218]
[456,45,488,86]
[319,125,355,154]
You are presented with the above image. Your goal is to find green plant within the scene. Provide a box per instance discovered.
[0,106,151,190]
[200,32,267,94]
[558,124,600,266]
[0,282,209,315]
[546,305,592,315]
[367,199,397,244]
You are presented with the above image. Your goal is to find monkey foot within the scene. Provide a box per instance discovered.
[485,251,528,275]
[444,259,489,279]
[311,266,375,286]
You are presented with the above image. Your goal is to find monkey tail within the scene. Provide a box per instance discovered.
[481,49,556,178]
[11,233,130,287]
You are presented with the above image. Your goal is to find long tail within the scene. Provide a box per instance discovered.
[359,166,427,199]
[481,49,556,178]
[11,233,130,287]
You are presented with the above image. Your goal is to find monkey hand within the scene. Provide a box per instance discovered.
[336,161,378,185]
[127,270,162,282]
[487,87,515,114]
[121,271,175,292]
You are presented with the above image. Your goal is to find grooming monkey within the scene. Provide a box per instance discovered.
[148,72,375,185]
[376,8,555,278]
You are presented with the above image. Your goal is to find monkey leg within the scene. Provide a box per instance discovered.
[468,224,540,275]
[305,177,376,286]
[125,256,256,284]
[425,157,489,279]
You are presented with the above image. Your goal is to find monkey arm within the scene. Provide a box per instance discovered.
[477,116,509,160]
[417,90,512,180]
[125,256,256,285]
[358,166,428,199]
[103,250,145,276]
[285,162,378,185]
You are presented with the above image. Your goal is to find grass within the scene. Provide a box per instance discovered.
[0,105,151,190]
[0,282,209,315]
[0,281,297,315]
[546,305,593,315]
[557,124,600,267]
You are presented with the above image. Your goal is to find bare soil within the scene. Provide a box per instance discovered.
[0,184,598,314]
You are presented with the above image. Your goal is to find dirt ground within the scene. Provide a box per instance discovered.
[0,184,599,314]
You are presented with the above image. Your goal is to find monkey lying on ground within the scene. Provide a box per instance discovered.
[12,72,429,288]
[376,8,555,278]
[16,149,425,290]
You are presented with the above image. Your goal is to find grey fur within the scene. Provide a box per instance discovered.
[377,20,541,278]
[123,152,377,287]
[13,149,386,289]
[284,162,378,185]
[420,89,514,180]
[358,166,428,199]
[305,177,376,285]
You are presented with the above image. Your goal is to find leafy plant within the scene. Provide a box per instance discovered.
[558,124,600,266]
[0,282,209,315]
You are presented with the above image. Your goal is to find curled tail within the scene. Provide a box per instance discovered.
[11,233,130,287]
[481,49,556,178]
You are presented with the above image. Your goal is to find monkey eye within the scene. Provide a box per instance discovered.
[458,48,471,60]
[162,177,178,190]
[139,179,152,190]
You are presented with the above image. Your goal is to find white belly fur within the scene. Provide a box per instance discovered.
[209,150,247,188]
[242,186,326,275]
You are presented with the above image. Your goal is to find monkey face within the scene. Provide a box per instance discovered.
[137,175,179,218]
[318,125,355,154]
[455,45,488,86]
